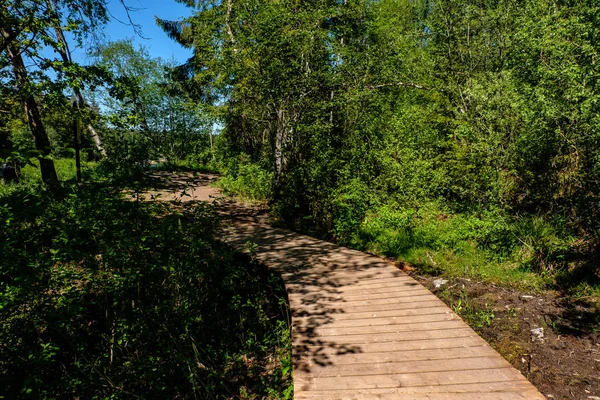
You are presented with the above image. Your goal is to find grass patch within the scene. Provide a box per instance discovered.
[19,158,102,183]
[351,203,591,293]
[398,247,549,290]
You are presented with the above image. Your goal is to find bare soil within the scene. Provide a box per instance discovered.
[413,274,600,400]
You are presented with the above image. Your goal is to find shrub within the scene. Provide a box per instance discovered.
[0,184,291,399]
[217,157,273,202]
[331,179,373,245]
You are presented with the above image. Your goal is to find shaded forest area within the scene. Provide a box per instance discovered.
[1,1,290,398]
[1,0,600,398]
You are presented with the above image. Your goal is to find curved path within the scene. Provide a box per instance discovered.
[146,172,546,400]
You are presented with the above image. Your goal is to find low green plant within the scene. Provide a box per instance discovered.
[511,216,572,272]
[0,181,291,398]
[447,290,495,328]
[217,158,273,202]
[350,202,574,290]
[475,303,496,328]
[331,179,373,245]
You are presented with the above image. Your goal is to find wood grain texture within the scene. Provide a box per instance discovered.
[218,206,546,399]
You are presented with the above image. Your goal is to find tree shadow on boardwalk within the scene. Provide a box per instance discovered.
[221,218,417,379]
[138,172,421,377]
[140,172,222,203]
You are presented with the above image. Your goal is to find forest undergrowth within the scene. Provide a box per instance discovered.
[0,163,292,399]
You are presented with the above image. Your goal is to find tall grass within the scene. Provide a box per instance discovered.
[351,202,578,291]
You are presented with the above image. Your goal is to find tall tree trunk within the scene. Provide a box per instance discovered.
[2,28,59,188]
[209,125,214,161]
[86,124,106,157]
[74,104,82,182]
[274,108,286,183]
[47,0,107,157]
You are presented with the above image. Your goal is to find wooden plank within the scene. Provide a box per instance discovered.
[295,385,543,399]
[294,381,539,395]
[336,280,429,292]
[300,356,513,378]
[285,284,430,297]
[288,291,437,303]
[286,276,419,287]
[290,300,446,315]
[293,345,497,365]
[293,336,489,354]
[292,305,451,321]
[278,264,406,280]
[335,296,445,306]
[306,319,466,337]
[296,393,541,400]
[291,327,477,345]
[295,368,531,391]
[284,281,423,294]
[293,309,454,327]
[280,271,407,283]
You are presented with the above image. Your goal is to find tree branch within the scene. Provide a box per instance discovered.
[365,82,431,90]
[106,0,147,39]
[0,28,19,55]
[225,0,238,53]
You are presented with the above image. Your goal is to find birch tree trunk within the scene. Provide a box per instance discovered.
[47,0,107,157]
[274,108,286,183]
[209,125,214,160]
[3,36,59,188]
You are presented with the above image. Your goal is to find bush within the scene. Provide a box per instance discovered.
[511,216,572,272]
[331,179,373,245]
[102,129,151,169]
[0,184,291,399]
[217,156,273,202]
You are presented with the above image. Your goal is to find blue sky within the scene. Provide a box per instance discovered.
[71,0,194,65]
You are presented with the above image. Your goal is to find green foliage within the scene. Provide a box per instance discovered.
[0,182,291,398]
[162,0,600,294]
[102,128,151,168]
[0,158,101,198]
[356,203,480,256]
[1,0,116,187]
[91,40,212,164]
[331,179,373,245]
[353,203,563,289]
[217,156,273,203]
[511,217,572,273]
[447,289,496,329]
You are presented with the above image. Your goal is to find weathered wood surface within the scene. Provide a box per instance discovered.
[219,214,546,399]
[146,173,546,399]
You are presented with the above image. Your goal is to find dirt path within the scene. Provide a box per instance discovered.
[143,172,548,399]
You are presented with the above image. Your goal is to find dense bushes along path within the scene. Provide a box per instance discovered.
[0,175,291,399]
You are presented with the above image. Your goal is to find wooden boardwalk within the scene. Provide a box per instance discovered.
[221,212,546,400]
[145,173,546,399]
